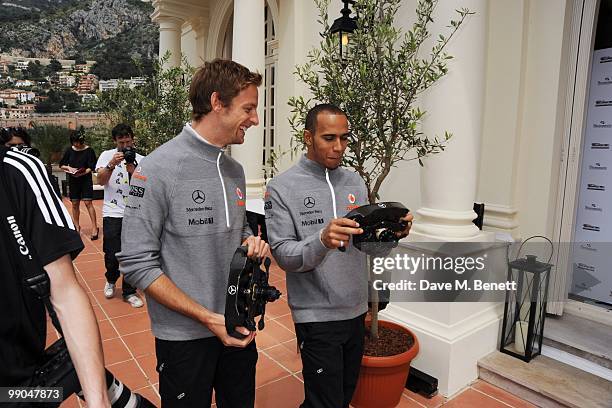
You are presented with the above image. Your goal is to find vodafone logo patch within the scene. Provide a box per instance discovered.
[348,193,356,204]
[236,187,244,199]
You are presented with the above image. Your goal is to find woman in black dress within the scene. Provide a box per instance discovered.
[59,131,99,240]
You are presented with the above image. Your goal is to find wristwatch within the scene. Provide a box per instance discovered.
[105,163,115,171]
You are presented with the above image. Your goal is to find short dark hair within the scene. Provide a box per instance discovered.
[305,104,347,134]
[69,129,85,145]
[1,127,31,145]
[189,59,263,122]
[111,123,134,140]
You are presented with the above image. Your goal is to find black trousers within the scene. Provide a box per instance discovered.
[246,210,268,242]
[155,337,258,408]
[102,217,135,297]
[295,314,366,408]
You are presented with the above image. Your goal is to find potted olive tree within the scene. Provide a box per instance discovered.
[288,0,471,406]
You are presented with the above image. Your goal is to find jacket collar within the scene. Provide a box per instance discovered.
[297,154,341,179]
[181,123,226,163]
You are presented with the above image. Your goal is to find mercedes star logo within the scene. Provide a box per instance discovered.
[228,285,237,295]
[192,190,206,204]
[304,196,316,208]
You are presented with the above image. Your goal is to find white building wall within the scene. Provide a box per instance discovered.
[274,0,321,173]
[515,0,570,240]
[478,0,570,241]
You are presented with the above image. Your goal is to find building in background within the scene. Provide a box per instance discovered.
[0,88,35,105]
[77,74,99,94]
[98,77,147,92]
[58,74,76,88]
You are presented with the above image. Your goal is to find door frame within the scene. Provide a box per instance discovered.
[550,0,600,316]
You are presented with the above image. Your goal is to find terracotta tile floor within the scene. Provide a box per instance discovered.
[51,199,534,407]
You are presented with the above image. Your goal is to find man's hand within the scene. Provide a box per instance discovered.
[205,312,256,347]
[145,275,256,348]
[108,151,124,168]
[242,235,270,260]
[396,212,414,238]
[320,218,363,249]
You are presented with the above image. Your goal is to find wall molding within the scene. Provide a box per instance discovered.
[483,203,519,231]
[381,303,503,344]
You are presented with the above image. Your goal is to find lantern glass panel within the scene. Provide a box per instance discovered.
[342,32,350,46]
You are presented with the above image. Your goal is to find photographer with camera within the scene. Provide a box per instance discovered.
[95,124,144,308]
[265,104,413,408]
[118,59,269,408]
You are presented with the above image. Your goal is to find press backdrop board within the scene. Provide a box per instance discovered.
[573,47,612,304]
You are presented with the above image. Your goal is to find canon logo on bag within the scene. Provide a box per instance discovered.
[6,215,30,256]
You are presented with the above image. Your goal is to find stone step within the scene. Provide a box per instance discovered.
[543,313,611,369]
[478,351,612,408]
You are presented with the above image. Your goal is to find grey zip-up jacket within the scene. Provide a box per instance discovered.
[118,125,252,341]
[265,155,368,323]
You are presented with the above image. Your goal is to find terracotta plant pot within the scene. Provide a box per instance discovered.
[351,320,419,408]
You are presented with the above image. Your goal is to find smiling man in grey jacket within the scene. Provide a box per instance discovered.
[265,104,412,408]
[117,59,269,408]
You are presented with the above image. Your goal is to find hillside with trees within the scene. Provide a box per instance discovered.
[0,0,158,79]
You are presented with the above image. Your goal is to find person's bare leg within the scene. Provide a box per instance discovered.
[84,200,98,239]
[71,200,81,232]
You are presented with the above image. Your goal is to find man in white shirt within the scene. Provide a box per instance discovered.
[95,124,144,308]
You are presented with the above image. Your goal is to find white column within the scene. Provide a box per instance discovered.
[384,0,501,397]
[190,16,209,67]
[410,0,488,242]
[230,0,266,199]
[157,16,184,70]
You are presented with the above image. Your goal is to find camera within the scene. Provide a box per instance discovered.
[345,202,409,251]
[119,146,138,165]
[11,144,40,158]
[225,246,282,339]
[32,337,155,407]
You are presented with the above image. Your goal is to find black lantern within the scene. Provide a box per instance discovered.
[330,0,358,60]
[500,255,552,362]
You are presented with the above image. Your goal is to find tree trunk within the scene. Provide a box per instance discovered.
[369,255,379,339]
[369,1,386,342]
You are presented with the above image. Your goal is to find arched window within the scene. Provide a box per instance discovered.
[263,4,278,179]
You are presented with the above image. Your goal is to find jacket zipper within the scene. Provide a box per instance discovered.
[216,152,230,228]
[325,168,338,218]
